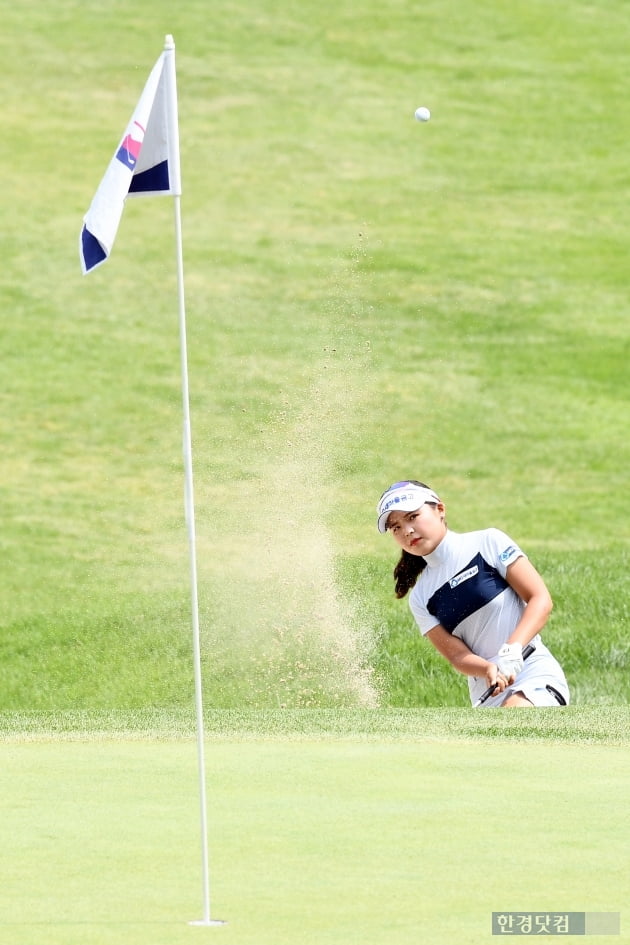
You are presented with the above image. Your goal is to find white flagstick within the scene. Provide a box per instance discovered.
[163,34,226,928]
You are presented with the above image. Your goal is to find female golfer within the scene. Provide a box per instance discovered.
[377,480,569,707]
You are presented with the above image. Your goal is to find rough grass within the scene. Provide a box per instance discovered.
[1,0,628,709]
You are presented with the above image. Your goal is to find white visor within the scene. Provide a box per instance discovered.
[377,483,440,533]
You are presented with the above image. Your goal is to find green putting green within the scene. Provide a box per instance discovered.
[2,718,628,945]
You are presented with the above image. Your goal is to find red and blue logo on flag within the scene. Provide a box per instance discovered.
[116,121,145,170]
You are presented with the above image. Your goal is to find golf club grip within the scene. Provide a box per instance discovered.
[474,642,536,707]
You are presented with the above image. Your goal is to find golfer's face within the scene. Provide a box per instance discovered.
[386,503,445,556]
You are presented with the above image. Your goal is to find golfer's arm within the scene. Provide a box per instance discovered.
[425,624,491,677]
[504,557,553,647]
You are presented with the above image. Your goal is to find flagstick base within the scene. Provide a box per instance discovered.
[188,919,227,927]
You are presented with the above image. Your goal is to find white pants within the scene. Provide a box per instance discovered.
[476,651,570,708]
[504,680,569,706]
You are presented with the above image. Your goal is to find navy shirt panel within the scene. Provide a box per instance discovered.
[426,552,509,634]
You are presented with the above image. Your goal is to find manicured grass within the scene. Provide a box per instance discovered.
[1,0,629,708]
[2,707,630,744]
[1,714,629,945]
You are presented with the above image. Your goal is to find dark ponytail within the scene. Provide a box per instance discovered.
[387,481,439,598]
[393,550,428,598]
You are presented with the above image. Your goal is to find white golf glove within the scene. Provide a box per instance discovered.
[496,642,524,681]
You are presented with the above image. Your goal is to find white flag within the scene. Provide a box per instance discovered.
[80,37,181,274]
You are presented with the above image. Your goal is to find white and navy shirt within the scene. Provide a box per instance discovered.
[408,528,565,705]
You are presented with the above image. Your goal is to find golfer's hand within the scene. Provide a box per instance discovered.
[485,664,510,694]
[496,642,523,683]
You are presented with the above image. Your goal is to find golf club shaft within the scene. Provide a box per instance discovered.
[473,642,536,707]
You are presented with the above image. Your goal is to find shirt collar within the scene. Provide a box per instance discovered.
[423,529,455,568]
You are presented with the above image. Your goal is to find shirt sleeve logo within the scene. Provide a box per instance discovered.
[499,545,518,563]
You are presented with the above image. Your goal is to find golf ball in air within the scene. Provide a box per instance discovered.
[415,106,431,122]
